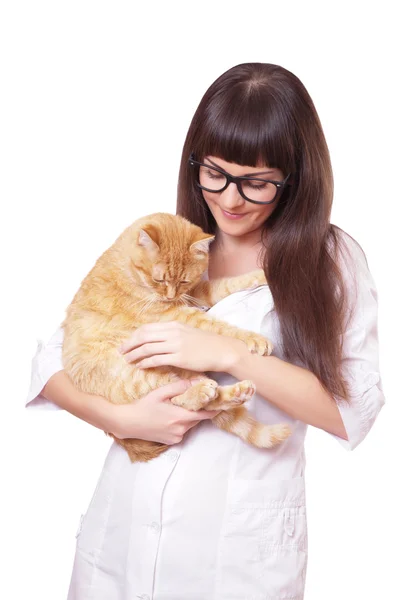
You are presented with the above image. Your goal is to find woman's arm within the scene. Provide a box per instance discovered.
[224,234,385,446]
[119,324,344,435]
[120,233,385,451]
[40,370,116,432]
[40,370,218,444]
[227,234,385,447]
[228,350,348,439]
[26,327,219,443]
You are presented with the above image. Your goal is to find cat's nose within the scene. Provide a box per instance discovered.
[166,285,177,299]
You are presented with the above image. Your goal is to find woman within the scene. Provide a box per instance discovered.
[26,62,385,599]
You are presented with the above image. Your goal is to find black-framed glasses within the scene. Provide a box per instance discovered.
[188,153,291,205]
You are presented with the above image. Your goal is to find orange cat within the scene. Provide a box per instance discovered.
[62,213,291,462]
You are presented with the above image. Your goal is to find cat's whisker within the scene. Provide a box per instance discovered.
[135,295,157,318]
[182,294,207,309]
[127,296,152,310]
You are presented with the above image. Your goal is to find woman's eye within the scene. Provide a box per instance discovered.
[203,168,223,180]
[245,180,268,190]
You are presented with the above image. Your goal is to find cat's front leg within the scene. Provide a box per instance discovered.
[191,269,268,307]
[228,326,273,356]
[212,269,268,301]
[170,377,219,411]
[171,378,259,413]
[205,379,256,411]
[180,311,273,356]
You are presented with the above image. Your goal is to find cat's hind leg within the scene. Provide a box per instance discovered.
[204,380,256,411]
[213,406,292,448]
[171,378,257,412]
[170,378,219,411]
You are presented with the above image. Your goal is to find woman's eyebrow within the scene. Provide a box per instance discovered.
[205,157,275,177]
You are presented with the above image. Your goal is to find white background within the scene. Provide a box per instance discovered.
[1,1,394,598]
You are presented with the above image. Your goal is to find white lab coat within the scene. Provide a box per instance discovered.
[25,233,385,600]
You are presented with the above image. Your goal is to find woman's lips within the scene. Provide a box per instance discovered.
[221,209,246,220]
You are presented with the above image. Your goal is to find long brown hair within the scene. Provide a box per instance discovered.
[177,62,359,404]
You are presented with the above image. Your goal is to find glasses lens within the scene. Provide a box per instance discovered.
[198,164,278,203]
[199,165,227,191]
[240,179,278,203]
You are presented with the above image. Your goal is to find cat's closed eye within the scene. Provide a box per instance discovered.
[153,278,165,283]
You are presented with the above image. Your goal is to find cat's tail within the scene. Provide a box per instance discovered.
[213,407,292,449]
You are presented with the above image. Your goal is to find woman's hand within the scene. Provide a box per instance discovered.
[118,322,245,373]
[108,379,220,445]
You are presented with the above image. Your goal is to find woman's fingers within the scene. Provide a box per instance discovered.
[123,342,175,364]
[119,322,181,354]
[151,382,220,419]
[119,332,168,354]
[136,354,180,369]
[184,419,201,432]
[149,379,191,400]
[195,409,221,420]
[174,405,220,421]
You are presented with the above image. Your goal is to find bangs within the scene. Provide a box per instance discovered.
[193,85,297,173]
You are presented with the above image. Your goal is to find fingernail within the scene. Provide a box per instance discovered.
[118,346,124,354]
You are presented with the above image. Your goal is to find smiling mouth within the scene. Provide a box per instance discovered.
[221,209,246,218]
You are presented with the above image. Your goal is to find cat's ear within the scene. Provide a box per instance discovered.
[190,235,215,256]
[138,228,159,253]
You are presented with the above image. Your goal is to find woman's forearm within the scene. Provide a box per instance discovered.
[40,372,219,445]
[41,370,115,432]
[229,348,348,439]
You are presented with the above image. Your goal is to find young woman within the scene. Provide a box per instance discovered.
[26,62,385,600]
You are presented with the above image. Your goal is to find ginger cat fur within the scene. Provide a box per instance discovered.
[62,213,291,462]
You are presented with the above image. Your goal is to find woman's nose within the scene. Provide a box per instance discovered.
[221,182,245,209]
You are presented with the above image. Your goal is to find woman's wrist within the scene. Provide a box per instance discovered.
[104,403,140,439]
[90,395,119,433]
[219,338,250,374]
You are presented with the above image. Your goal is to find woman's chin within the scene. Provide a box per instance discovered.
[215,213,251,236]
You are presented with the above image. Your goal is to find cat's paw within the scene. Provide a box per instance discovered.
[237,332,273,356]
[196,379,219,404]
[206,380,256,411]
[229,379,256,404]
[227,269,268,294]
[245,269,268,290]
[171,379,219,411]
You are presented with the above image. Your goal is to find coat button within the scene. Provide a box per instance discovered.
[150,522,160,533]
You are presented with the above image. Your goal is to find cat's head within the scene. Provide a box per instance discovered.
[127,213,214,302]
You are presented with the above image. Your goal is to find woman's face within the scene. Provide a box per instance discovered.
[201,155,285,241]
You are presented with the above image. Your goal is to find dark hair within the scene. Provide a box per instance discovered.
[177,62,358,404]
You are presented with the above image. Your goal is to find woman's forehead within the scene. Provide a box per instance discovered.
[203,155,280,177]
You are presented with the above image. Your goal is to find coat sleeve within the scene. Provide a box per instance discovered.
[328,233,386,450]
[25,326,65,410]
